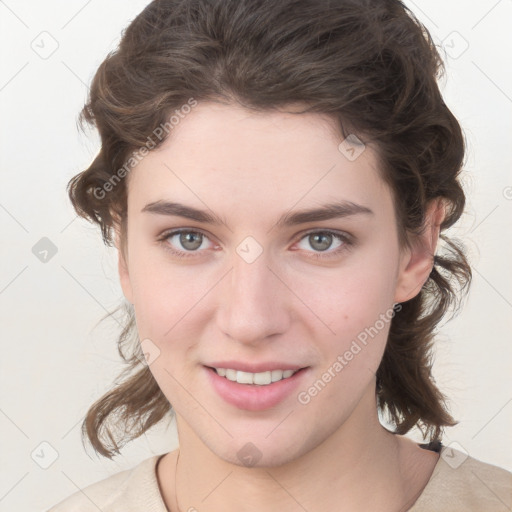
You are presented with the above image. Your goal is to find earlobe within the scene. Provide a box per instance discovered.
[393,198,445,304]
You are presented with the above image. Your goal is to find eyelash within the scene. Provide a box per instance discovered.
[157,228,354,260]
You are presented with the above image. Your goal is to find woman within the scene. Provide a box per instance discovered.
[48,0,512,510]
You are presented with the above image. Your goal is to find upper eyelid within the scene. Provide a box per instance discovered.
[160,227,217,245]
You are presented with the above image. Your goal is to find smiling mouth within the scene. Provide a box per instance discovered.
[205,366,306,386]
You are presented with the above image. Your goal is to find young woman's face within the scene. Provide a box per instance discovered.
[118,102,428,466]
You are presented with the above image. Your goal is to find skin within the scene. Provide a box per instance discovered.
[116,101,444,512]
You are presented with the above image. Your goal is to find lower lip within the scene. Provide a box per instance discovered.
[204,366,309,411]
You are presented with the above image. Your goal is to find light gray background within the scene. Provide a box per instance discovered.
[1,1,511,510]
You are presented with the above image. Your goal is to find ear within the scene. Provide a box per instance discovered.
[114,227,134,305]
[394,198,446,303]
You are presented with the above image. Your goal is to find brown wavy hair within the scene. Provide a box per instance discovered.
[68,0,472,459]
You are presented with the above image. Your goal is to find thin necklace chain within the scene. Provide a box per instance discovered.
[174,449,182,512]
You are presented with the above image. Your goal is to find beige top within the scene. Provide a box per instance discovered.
[47,445,512,511]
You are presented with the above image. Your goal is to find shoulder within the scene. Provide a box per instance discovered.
[47,454,167,512]
[410,444,512,512]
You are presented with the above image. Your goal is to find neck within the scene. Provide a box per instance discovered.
[158,385,428,512]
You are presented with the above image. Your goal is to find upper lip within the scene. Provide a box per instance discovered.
[205,361,307,373]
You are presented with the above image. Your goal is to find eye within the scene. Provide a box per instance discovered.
[158,229,215,258]
[295,230,352,258]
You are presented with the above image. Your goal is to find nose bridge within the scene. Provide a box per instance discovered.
[216,246,289,343]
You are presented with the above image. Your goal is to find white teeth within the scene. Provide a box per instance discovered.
[226,368,237,381]
[254,371,272,385]
[236,371,254,384]
[271,369,282,382]
[213,367,299,385]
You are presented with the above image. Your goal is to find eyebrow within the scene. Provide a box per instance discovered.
[141,200,374,229]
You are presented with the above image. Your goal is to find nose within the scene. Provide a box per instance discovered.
[216,249,291,346]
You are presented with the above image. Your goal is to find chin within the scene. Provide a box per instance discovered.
[201,429,317,469]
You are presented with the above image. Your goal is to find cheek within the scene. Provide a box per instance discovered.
[299,277,392,413]
[127,242,210,342]
[292,253,396,394]
[293,253,397,339]
[134,278,209,346]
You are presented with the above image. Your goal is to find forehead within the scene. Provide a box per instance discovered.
[127,102,392,222]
